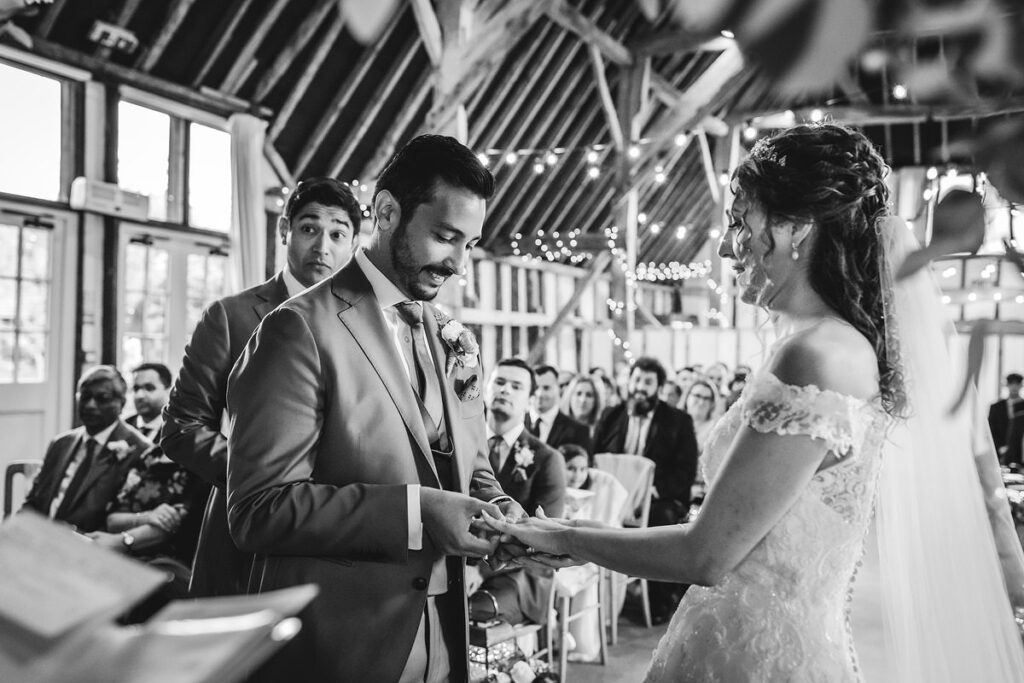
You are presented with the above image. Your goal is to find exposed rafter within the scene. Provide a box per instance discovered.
[289,9,405,173]
[589,46,624,150]
[251,0,335,103]
[629,30,733,57]
[95,0,145,61]
[544,0,632,66]
[219,0,291,94]
[266,14,346,140]
[34,0,68,39]
[135,0,200,72]
[361,72,434,181]
[191,0,257,88]
[410,0,443,67]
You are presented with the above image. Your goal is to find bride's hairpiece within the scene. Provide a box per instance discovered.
[750,138,787,167]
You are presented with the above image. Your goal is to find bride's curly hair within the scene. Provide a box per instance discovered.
[733,123,906,417]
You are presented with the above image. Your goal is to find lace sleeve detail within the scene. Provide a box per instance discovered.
[740,372,875,458]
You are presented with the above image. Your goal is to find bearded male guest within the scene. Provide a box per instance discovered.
[161,177,361,597]
[592,355,698,623]
[225,135,526,682]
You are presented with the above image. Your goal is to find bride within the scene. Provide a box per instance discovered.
[486,124,1024,681]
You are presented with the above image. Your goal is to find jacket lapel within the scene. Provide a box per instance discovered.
[642,403,664,459]
[252,273,289,321]
[45,432,83,503]
[333,264,439,484]
[62,422,127,513]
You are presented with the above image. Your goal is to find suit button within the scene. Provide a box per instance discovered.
[412,577,428,590]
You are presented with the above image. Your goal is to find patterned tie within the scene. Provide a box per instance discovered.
[488,435,505,474]
[394,301,445,436]
[52,438,97,518]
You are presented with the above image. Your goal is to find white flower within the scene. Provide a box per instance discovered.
[436,314,479,373]
[514,444,534,469]
[106,440,132,461]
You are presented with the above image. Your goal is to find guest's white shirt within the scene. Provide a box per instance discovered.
[529,405,560,444]
[283,267,307,298]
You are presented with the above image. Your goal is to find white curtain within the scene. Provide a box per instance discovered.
[228,113,268,293]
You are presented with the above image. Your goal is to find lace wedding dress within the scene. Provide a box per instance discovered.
[645,370,890,682]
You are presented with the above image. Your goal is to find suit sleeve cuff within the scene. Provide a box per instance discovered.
[408,484,422,550]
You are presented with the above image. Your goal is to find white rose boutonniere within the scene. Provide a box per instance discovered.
[512,443,535,483]
[106,440,132,461]
[434,311,479,375]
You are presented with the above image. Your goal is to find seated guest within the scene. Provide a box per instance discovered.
[682,379,722,503]
[529,364,592,452]
[674,366,699,401]
[561,374,606,437]
[989,372,1024,464]
[592,356,699,623]
[22,366,147,532]
[556,443,628,662]
[473,359,566,626]
[724,373,747,411]
[659,379,683,409]
[125,362,172,442]
[86,445,208,568]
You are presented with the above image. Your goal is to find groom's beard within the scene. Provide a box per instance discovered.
[390,221,456,301]
[628,392,657,416]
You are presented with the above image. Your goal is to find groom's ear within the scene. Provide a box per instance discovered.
[374,191,400,232]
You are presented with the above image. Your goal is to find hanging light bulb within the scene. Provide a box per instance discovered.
[628,145,640,159]
[545,152,558,165]
[654,171,666,184]
[674,133,689,147]
[587,166,599,179]
[477,153,490,167]
[586,150,599,164]
[505,151,519,165]
[533,162,545,174]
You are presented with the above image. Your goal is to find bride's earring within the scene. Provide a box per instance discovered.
[791,242,800,261]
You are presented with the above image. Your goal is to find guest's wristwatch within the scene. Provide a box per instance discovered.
[121,531,136,552]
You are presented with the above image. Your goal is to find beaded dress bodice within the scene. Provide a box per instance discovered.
[645,371,890,683]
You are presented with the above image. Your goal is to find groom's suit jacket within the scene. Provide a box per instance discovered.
[161,272,288,596]
[225,259,505,683]
[23,420,147,532]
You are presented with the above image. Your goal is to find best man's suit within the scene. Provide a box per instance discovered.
[161,273,289,596]
[23,420,147,532]
[225,258,505,682]
[530,410,593,453]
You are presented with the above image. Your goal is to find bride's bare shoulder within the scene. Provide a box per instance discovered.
[768,320,879,401]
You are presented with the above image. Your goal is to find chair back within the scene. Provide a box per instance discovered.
[4,459,42,519]
[593,453,654,528]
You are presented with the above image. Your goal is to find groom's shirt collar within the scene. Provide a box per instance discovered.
[486,423,525,449]
[355,249,406,309]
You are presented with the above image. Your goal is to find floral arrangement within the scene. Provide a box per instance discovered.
[105,440,133,461]
[434,310,479,375]
[510,442,534,483]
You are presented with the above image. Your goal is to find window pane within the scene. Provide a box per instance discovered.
[147,248,168,290]
[0,278,15,328]
[125,243,147,291]
[118,102,170,221]
[188,123,231,231]
[0,63,61,201]
[20,227,50,280]
[123,290,144,333]
[0,224,18,277]
[143,296,167,334]
[0,331,13,382]
[18,280,48,330]
[16,332,45,382]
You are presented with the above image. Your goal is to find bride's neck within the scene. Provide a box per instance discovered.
[768,288,839,336]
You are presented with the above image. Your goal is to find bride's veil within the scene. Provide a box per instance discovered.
[872,215,1024,681]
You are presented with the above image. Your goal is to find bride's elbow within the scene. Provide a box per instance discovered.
[690,555,731,587]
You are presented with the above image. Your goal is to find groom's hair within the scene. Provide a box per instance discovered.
[373,135,494,228]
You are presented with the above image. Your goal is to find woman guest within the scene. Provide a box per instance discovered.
[561,374,607,436]
[682,379,721,504]
[555,443,628,662]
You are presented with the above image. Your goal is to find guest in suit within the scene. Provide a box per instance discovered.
[529,364,592,453]
[475,359,566,626]
[161,177,362,597]
[226,136,526,682]
[126,362,172,441]
[592,355,699,623]
[561,374,606,436]
[989,372,1023,463]
[22,365,147,532]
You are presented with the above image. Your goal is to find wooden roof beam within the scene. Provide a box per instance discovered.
[544,0,633,66]
[361,71,433,181]
[96,0,145,61]
[251,0,335,104]
[630,30,733,57]
[289,9,404,172]
[35,0,68,39]
[267,14,346,140]
[219,0,291,94]
[190,0,257,88]
[590,46,624,150]
[411,0,443,67]
[135,0,200,72]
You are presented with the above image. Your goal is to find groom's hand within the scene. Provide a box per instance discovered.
[420,488,501,558]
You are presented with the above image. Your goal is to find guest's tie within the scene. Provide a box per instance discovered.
[394,301,445,441]
[488,435,505,474]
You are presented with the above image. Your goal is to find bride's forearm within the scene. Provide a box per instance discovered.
[565,524,715,585]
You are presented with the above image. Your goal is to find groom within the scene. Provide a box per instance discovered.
[226,135,525,682]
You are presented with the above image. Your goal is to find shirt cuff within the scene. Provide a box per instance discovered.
[408,484,422,550]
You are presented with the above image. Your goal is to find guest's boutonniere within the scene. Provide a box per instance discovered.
[434,311,479,375]
[106,440,132,461]
[511,442,535,483]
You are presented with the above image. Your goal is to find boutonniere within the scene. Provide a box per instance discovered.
[106,440,132,461]
[511,442,535,483]
[434,311,479,375]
